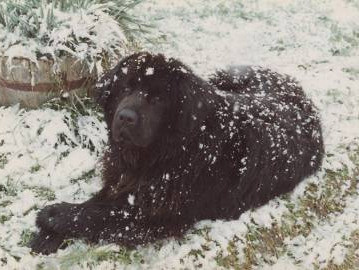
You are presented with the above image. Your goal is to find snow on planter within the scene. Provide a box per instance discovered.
[0,56,95,108]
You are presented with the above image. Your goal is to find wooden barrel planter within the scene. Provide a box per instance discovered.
[0,56,96,108]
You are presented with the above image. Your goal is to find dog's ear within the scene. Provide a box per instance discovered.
[94,53,148,107]
[94,68,118,108]
[174,74,216,134]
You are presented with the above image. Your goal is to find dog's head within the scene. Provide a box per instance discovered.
[96,52,215,149]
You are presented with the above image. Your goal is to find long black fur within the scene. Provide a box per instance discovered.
[30,52,324,254]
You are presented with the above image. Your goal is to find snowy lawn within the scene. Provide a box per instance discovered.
[1,0,359,269]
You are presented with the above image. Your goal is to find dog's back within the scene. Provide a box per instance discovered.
[208,66,324,211]
[210,65,304,95]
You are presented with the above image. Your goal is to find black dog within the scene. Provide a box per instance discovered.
[30,52,324,254]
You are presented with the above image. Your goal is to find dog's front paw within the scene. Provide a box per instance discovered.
[30,230,67,255]
[36,203,77,233]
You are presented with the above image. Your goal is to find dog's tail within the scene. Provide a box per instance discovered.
[209,65,292,95]
[208,66,256,93]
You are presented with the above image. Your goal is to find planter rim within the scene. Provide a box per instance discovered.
[0,55,95,92]
[0,76,92,92]
[0,55,85,64]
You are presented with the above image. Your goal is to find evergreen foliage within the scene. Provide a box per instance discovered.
[0,0,149,69]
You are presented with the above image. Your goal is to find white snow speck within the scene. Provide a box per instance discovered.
[145,67,154,75]
[122,67,128,74]
[128,194,135,205]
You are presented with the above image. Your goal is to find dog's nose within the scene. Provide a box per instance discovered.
[118,109,138,126]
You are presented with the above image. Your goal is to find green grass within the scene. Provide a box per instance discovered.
[235,150,358,269]
[18,229,36,247]
[28,186,56,201]
[70,168,96,184]
[0,214,12,225]
[41,97,106,154]
[342,67,359,80]
[0,153,8,170]
[54,245,143,270]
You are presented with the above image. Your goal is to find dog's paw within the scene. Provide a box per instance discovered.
[36,203,77,233]
[30,230,67,255]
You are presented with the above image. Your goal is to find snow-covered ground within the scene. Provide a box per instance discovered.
[0,0,359,269]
